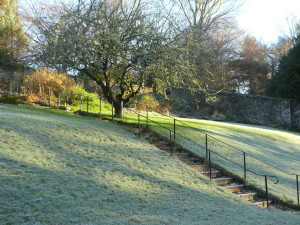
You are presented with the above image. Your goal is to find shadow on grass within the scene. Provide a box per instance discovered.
[1,105,300,224]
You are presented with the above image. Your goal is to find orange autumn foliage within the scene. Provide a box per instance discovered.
[25,68,76,102]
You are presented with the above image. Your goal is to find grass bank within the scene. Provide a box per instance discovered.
[0,104,299,224]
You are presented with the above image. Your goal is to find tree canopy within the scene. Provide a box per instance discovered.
[29,0,202,115]
[27,0,244,114]
[229,36,270,94]
[160,0,242,91]
[267,35,300,100]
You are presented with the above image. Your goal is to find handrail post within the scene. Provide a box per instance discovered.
[48,89,51,106]
[80,95,82,111]
[297,175,299,205]
[87,95,89,113]
[205,134,208,158]
[99,96,102,116]
[243,152,246,180]
[112,102,114,122]
[170,130,173,156]
[173,119,176,142]
[58,93,61,106]
[209,150,212,180]
[146,109,149,127]
[265,176,269,208]
[138,114,141,138]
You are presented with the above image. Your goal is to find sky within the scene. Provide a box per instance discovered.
[237,0,300,44]
[20,0,300,44]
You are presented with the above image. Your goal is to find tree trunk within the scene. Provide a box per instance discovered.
[114,101,123,118]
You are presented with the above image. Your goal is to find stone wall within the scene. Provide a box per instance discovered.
[211,92,293,128]
[291,101,300,129]
[170,88,300,129]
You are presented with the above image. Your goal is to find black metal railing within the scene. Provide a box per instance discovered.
[144,106,300,206]
[51,92,113,117]
[126,108,175,155]
[125,107,280,207]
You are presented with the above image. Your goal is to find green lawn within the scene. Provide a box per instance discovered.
[0,104,299,224]
[70,94,113,116]
[122,111,300,205]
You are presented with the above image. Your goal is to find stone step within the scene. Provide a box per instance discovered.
[150,137,162,142]
[172,152,192,159]
[254,201,271,208]
[188,164,206,170]
[224,184,244,193]
[180,158,201,164]
[200,170,219,178]
[127,127,140,133]
[213,177,232,186]
[152,141,168,147]
[160,147,175,152]
[134,128,144,133]
[143,134,154,139]
[236,192,256,201]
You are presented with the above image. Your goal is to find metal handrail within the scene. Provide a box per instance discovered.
[210,149,278,182]
[126,108,172,133]
[146,106,300,177]
[129,108,276,178]
[127,107,280,207]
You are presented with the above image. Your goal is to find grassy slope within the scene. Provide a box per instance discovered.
[123,112,300,204]
[0,104,299,225]
[70,96,113,115]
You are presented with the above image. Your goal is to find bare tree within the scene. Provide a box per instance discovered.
[229,36,270,94]
[156,0,243,92]
[27,0,183,116]
[266,15,300,78]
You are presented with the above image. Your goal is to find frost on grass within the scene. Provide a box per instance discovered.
[139,113,300,204]
[0,104,299,225]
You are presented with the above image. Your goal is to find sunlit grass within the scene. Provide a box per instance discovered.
[0,104,299,224]
[70,95,113,115]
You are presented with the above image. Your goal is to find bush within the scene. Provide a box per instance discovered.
[198,106,212,117]
[129,94,160,111]
[0,95,27,104]
[224,109,240,122]
[172,98,191,112]
[24,68,76,104]
[210,112,226,121]
[61,85,89,104]
[157,97,172,114]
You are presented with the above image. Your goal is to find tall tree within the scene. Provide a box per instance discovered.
[229,36,270,94]
[29,0,181,116]
[0,0,27,89]
[159,0,242,91]
[267,35,300,100]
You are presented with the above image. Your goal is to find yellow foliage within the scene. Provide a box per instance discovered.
[24,68,76,101]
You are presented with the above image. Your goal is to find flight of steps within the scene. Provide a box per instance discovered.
[132,128,270,208]
[171,151,269,207]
